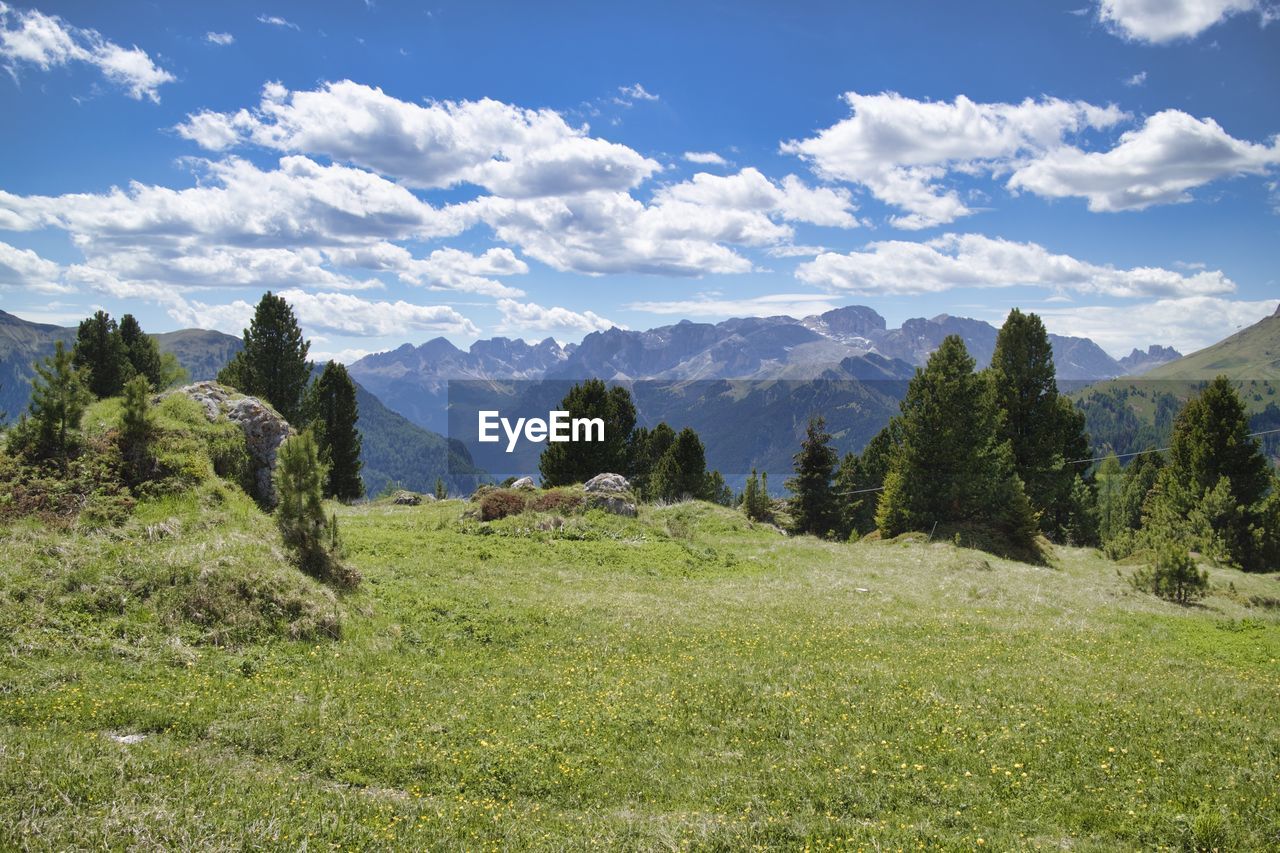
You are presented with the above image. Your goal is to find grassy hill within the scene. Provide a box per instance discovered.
[0,312,485,495]
[2,489,1278,848]
[1072,306,1280,459]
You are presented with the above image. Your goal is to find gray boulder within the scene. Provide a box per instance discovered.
[585,494,637,517]
[583,473,631,493]
[511,476,537,490]
[163,381,294,506]
[392,490,422,506]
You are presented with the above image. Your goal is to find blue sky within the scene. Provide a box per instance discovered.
[1,0,1277,362]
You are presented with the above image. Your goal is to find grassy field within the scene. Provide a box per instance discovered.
[2,491,1280,850]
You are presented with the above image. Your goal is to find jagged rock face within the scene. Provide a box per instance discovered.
[584,473,631,493]
[1117,344,1184,376]
[165,382,293,506]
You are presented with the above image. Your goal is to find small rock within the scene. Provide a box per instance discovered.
[109,733,148,745]
[511,476,537,491]
[392,490,422,506]
[583,473,631,493]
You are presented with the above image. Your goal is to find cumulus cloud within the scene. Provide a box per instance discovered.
[1037,296,1277,356]
[495,298,619,334]
[655,168,860,228]
[0,2,175,101]
[176,80,663,197]
[1123,70,1148,87]
[1008,110,1280,211]
[0,239,72,293]
[683,151,729,166]
[1097,0,1261,43]
[626,293,841,319]
[205,31,234,46]
[796,233,1236,298]
[782,91,1126,229]
[169,290,478,338]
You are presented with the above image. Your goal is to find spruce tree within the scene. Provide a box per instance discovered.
[435,477,447,500]
[538,379,637,486]
[218,292,311,424]
[309,361,364,502]
[786,415,839,537]
[876,335,1038,557]
[21,341,92,467]
[988,309,1090,539]
[834,452,864,540]
[1095,454,1125,544]
[627,422,676,499]
[73,310,133,398]
[118,314,165,389]
[649,427,710,501]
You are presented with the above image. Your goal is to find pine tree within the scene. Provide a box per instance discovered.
[73,310,133,398]
[1144,377,1271,570]
[19,341,92,467]
[435,477,447,500]
[847,419,901,535]
[876,335,1038,557]
[218,292,312,424]
[786,415,839,537]
[834,452,864,540]
[539,380,637,486]
[308,361,364,501]
[627,422,676,499]
[1095,454,1125,544]
[704,470,734,506]
[988,309,1090,539]
[118,314,164,389]
[119,375,156,485]
[742,468,770,521]
[274,430,359,587]
[648,427,710,501]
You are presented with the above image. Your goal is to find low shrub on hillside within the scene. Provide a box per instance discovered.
[529,489,584,514]
[1131,540,1209,605]
[479,488,527,521]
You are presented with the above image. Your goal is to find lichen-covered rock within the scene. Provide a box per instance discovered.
[583,473,631,493]
[511,476,537,490]
[585,493,637,517]
[392,490,427,505]
[162,382,293,506]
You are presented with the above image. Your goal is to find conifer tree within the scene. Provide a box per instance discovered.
[876,335,1038,556]
[988,309,1090,539]
[649,427,710,501]
[435,477,447,500]
[1144,377,1271,569]
[18,341,92,467]
[118,314,164,389]
[218,292,311,424]
[308,361,364,501]
[73,310,133,398]
[786,415,839,537]
[742,468,771,521]
[119,375,156,485]
[539,379,637,486]
[1095,454,1125,543]
[274,430,359,587]
[628,422,676,499]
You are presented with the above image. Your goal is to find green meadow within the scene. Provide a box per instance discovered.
[2,487,1278,850]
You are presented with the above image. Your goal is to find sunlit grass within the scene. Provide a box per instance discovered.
[2,496,1278,849]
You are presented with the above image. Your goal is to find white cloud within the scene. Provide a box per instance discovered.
[616,82,658,103]
[654,168,860,228]
[782,91,1126,229]
[496,298,619,334]
[1037,296,1276,356]
[1097,0,1260,43]
[205,31,234,46]
[0,2,175,101]
[627,293,841,319]
[170,290,478,338]
[0,240,73,293]
[310,346,374,365]
[176,80,662,197]
[322,243,527,297]
[1123,70,1147,87]
[256,14,299,30]
[1008,110,1280,211]
[796,233,1236,298]
[683,151,728,166]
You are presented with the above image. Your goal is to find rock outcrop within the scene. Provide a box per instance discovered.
[511,476,537,490]
[164,382,293,505]
[584,473,631,493]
